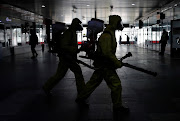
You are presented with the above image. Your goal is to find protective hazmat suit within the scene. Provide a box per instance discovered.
[76,15,129,113]
[43,18,85,95]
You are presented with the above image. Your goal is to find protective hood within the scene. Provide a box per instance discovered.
[71,18,83,31]
[109,15,124,31]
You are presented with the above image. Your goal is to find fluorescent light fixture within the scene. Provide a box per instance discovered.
[174,4,178,7]
[0,21,1,22]
[132,4,135,6]
[42,5,45,8]
[87,5,90,6]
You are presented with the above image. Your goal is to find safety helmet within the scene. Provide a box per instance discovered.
[109,15,124,31]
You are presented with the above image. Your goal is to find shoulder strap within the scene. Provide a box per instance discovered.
[95,30,113,56]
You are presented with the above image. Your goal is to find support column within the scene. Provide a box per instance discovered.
[45,19,52,52]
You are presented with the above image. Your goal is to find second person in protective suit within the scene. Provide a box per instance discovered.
[76,15,129,113]
[43,18,85,95]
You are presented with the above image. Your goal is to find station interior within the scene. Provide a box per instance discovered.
[0,0,180,121]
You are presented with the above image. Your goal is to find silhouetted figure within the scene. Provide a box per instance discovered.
[159,29,169,56]
[119,35,122,45]
[29,30,38,59]
[125,34,130,45]
[41,43,44,52]
[8,39,11,47]
[47,39,53,52]
[134,36,137,44]
[42,18,85,96]
[76,15,129,113]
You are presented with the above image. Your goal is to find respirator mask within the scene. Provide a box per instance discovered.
[76,22,83,31]
[117,19,124,31]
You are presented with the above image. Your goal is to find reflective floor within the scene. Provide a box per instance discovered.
[0,44,180,121]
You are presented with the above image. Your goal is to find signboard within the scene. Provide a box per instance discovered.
[171,19,180,57]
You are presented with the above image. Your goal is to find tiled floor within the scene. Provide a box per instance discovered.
[0,44,180,121]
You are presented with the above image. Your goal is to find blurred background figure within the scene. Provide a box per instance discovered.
[159,29,169,56]
[119,35,122,45]
[125,34,130,45]
[29,30,38,59]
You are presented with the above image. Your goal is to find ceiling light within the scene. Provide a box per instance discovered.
[174,4,178,7]
[42,5,45,8]
[87,5,90,6]
[132,4,135,6]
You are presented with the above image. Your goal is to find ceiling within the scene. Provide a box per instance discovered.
[0,0,176,25]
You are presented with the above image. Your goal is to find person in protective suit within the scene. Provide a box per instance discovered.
[159,29,169,56]
[76,15,129,113]
[43,18,85,95]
